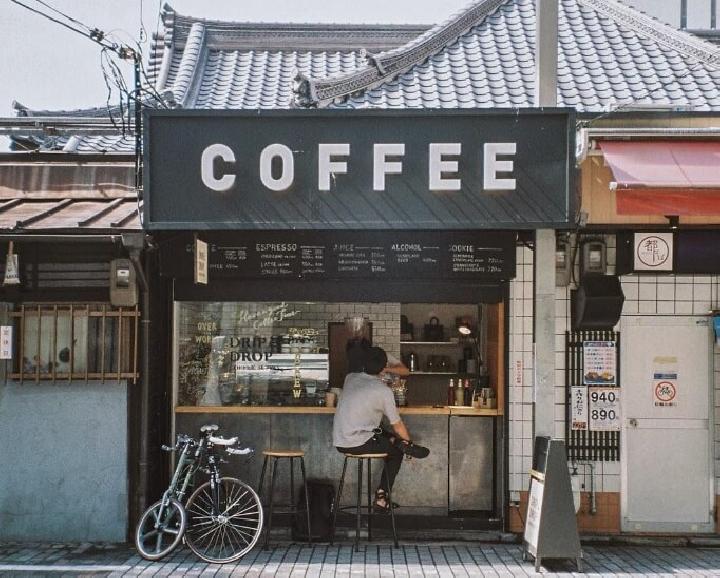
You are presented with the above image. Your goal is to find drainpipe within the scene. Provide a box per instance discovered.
[122,233,150,526]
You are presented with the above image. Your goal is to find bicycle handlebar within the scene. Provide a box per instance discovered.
[226,447,254,456]
[160,431,253,456]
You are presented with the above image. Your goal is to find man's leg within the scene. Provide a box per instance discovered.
[373,434,404,493]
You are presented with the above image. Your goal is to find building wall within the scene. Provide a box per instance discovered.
[507,236,720,533]
[0,380,128,542]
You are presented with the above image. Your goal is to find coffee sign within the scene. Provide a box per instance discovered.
[144,109,575,230]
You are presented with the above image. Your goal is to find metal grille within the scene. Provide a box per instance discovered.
[565,330,620,461]
[9,303,139,384]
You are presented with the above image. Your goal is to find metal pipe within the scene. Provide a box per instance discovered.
[575,461,597,515]
[588,462,597,515]
[123,234,151,530]
[0,234,120,243]
[577,127,720,163]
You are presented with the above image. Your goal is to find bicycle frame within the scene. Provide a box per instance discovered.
[155,437,206,526]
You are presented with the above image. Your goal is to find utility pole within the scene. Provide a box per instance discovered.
[534,0,558,439]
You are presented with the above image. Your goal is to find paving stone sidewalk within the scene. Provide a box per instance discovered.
[2,541,720,577]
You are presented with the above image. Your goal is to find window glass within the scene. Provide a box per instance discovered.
[175,301,402,407]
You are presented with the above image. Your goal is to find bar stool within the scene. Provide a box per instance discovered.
[258,449,311,549]
[331,453,398,550]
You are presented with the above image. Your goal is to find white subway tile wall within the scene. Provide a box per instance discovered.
[508,236,720,500]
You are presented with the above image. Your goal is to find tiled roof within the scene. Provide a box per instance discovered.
[298,0,720,109]
[0,198,141,231]
[11,0,720,155]
[0,162,140,231]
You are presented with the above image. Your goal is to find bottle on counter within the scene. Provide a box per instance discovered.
[454,378,464,406]
[463,379,472,406]
[447,378,455,405]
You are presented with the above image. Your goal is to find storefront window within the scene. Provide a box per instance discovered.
[175,301,402,407]
[175,301,498,409]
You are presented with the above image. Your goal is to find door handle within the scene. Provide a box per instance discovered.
[628,418,638,428]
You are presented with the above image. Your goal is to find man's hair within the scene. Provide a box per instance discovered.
[365,347,387,375]
[346,344,367,373]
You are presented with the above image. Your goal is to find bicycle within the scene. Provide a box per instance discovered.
[135,424,263,563]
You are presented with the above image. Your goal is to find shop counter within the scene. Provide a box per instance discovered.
[175,405,499,514]
[175,405,501,416]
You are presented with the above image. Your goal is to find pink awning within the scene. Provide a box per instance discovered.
[599,141,720,215]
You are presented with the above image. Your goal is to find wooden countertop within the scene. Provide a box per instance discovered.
[175,405,501,416]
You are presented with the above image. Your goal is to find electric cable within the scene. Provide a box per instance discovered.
[579,60,709,128]
[9,0,119,52]
[32,0,93,32]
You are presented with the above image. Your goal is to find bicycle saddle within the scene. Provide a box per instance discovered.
[200,424,219,433]
[209,435,238,446]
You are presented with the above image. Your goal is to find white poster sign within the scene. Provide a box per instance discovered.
[634,232,673,272]
[583,341,616,385]
[0,325,12,359]
[589,387,620,431]
[195,238,208,285]
[524,477,544,550]
[571,386,588,430]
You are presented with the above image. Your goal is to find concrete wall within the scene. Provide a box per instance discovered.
[0,380,128,542]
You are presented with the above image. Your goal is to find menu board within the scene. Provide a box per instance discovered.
[163,231,515,281]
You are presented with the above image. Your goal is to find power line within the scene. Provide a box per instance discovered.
[32,0,93,33]
[9,0,120,53]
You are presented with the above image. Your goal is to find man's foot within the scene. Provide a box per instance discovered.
[399,440,430,459]
[374,489,399,513]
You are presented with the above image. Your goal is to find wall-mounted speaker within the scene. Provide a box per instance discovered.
[572,275,625,330]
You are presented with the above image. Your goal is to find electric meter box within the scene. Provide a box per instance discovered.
[110,258,138,307]
[581,241,607,275]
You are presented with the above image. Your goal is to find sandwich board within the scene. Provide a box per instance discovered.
[522,437,582,571]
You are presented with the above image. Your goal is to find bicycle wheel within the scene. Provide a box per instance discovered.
[185,477,263,563]
[135,498,186,561]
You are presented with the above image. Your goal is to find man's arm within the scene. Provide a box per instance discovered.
[389,419,410,442]
[383,354,410,377]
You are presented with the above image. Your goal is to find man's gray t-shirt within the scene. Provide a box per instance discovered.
[333,372,401,448]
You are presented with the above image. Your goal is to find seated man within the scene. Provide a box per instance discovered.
[333,346,428,512]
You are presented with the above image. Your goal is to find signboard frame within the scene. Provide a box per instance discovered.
[144,108,576,231]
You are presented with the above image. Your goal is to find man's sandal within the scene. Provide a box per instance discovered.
[374,489,399,514]
[399,440,430,459]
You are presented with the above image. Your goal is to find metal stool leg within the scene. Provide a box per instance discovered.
[355,458,364,552]
[263,457,278,550]
[384,468,398,548]
[258,455,269,500]
[300,457,312,543]
[290,457,295,530]
[366,458,373,542]
[331,456,348,545]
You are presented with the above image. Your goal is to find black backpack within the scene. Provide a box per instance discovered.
[292,480,336,542]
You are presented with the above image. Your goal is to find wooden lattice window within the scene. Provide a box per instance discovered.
[9,303,139,383]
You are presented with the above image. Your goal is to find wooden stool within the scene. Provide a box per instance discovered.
[331,453,398,550]
[258,449,311,548]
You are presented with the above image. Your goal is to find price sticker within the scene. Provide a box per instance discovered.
[588,387,620,431]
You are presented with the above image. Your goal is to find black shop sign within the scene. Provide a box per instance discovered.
[160,230,515,282]
[144,109,575,230]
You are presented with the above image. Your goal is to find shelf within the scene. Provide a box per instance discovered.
[407,372,477,377]
[400,341,465,345]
